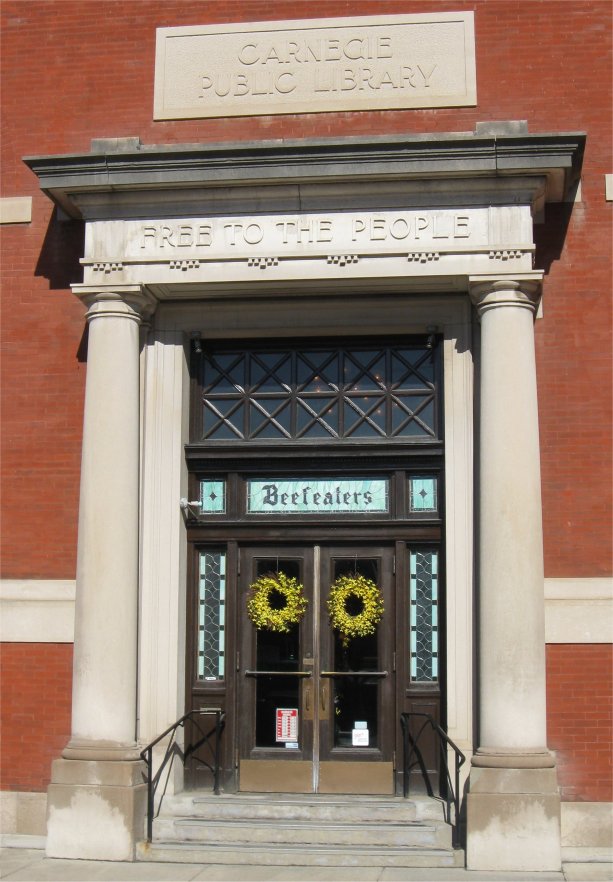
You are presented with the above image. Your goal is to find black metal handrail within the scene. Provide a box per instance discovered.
[140,708,225,842]
[400,712,466,849]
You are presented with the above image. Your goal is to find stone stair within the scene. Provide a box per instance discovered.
[137,792,464,867]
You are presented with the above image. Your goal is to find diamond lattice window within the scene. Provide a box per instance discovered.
[198,550,226,680]
[197,344,438,442]
[409,550,438,682]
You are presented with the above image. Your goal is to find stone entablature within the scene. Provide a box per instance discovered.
[81,206,535,288]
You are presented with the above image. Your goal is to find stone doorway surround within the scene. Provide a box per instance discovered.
[25,124,584,869]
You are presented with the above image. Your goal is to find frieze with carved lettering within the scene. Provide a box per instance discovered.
[81,205,535,286]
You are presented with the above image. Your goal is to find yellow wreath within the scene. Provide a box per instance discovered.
[247,572,308,633]
[327,574,384,646]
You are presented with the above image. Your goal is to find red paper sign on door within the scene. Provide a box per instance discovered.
[275,708,298,742]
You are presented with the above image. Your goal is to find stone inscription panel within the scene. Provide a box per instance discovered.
[154,13,476,119]
[89,210,495,262]
[83,207,535,284]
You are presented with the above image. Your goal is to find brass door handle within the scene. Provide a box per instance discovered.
[245,670,313,677]
[320,682,327,712]
[303,681,313,721]
[320,671,388,677]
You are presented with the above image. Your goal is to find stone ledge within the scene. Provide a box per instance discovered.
[0,834,46,849]
[0,196,32,224]
[0,579,75,643]
[545,577,613,643]
[561,802,613,848]
[0,791,47,836]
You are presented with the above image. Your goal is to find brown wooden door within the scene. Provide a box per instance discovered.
[237,544,395,794]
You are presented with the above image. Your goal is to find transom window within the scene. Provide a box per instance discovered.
[195,341,439,442]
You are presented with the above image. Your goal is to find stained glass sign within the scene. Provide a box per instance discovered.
[247,478,389,514]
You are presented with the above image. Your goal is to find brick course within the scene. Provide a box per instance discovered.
[547,644,613,802]
[0,643,72,791]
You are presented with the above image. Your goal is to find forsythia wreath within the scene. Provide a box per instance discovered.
[247,572,308,633]
[327,574,384,646]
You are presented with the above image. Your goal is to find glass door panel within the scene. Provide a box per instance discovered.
[329,557,380,750]
[238,545,394,794]
[318,548,395,793]
[238,548,314,792]
[253,558,303,749]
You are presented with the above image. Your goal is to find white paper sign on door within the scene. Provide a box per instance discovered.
[352,728,370,746]
[276,708,298,742]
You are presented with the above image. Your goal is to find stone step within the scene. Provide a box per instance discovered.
[153,816,451,849]
[137,840,465,868]
[160,792,444,824]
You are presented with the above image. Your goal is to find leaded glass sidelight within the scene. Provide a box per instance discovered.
[409,550,439,682]
[198,550,226,680]
[197,344,439,442]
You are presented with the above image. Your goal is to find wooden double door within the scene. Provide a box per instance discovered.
[238,544,395,794]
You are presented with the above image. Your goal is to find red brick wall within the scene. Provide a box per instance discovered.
[1,0,611,579]
[3,641,611,799]
[547,644,613,802]
[0,644,72,791]
[1,0,611,799]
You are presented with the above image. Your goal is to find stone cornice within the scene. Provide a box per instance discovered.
[24,128,585,221]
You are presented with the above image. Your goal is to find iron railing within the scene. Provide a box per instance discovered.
[140,708,225,842]
[400,712,466,849]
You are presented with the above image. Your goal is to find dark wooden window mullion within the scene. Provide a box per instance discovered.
[291,350,297,439]
[244,351,252,439]
[386,348,393,437]
[339,349,346,437]
[410,393,437,438]
[196,340,439,443]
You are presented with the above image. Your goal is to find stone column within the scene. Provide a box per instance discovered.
[46,286,155,861]
[466,276,560,872]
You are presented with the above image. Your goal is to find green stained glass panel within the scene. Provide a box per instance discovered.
[409,477,438,512]
[200,480,226,513]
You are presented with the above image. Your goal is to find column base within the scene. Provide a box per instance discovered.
[466,751,561,871]
[46,750,146,861]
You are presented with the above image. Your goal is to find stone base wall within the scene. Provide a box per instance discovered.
[0,791,47,837]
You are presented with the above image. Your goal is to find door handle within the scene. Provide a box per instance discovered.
[320,671,388,677]
[320,681,328,713]
[245,670,312,677]
[303,680,313,721]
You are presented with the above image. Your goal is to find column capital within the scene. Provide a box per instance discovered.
[72,283,157,324]
[469,273,543,317]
